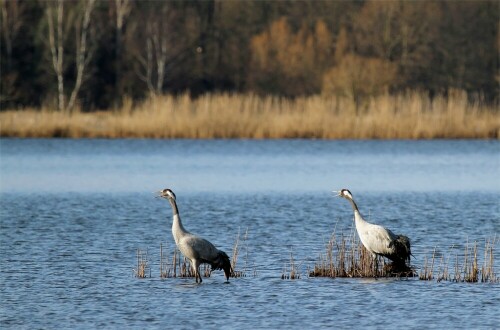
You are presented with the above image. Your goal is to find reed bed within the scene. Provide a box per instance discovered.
[1,91,498,139]
[419,237,498,283]
[310,232,416,278]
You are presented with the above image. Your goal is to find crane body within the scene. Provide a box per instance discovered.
[337,189,411,267]
[158,188,232,283]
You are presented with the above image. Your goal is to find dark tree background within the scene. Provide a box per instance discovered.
[1,0,498,111]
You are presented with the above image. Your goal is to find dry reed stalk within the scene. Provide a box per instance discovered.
[282,249,301,280]
[481,237,497,282]
[453,253,462,282]
[231,228,250,278]
[420,238,498,283]
[134,248,150,278]
[2,91,498,139]
[419,248,436,281]
[160,243,176,278]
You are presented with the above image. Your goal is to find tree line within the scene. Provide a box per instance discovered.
[1,0,498,111]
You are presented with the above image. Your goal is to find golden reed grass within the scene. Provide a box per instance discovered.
[1,91,498,139]
[419,237,498,283]
[134,248,150,278]
[281,249,302,280]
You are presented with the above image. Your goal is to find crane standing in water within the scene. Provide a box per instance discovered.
[157,188,232,283]
[336,189,412,270]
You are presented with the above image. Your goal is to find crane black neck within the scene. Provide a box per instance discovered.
[347,197,360,212]
[168,199,179,216]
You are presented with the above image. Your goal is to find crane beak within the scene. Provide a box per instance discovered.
[154,191,164,199]
[332,190,341,197]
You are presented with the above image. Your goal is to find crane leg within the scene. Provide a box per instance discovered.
[192,259,202,283]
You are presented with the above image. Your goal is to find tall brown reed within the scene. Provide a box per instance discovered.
[420,237,498,283]
[231,228,250,278]
[134,248,150,278]
[419,248,436,281]
[1,91,498,139]
[282,249,301,280]
[481,237,496,282]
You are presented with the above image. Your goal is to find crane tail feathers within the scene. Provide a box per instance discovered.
[392,235,412,265]
[211,250,232,281]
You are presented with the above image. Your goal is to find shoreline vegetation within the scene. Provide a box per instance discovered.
[1,91,498,139]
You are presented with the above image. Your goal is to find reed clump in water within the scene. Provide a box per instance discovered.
[310,232,416,278]
[231,228,251,278]
[420,237,498,283]
[419,247,437,281]
[134,248,150,278]
[1,91,498,139]
[282,249,301,280]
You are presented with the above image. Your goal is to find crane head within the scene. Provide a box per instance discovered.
[335,188,353,200]
[157,188,176,200]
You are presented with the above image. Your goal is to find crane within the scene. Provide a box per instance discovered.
[336,189,412,270]
[157,188,232,283]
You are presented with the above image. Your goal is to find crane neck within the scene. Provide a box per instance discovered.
[346,197,360,213]
[347,197,369,227]
[168,199,188,240]
[168,198,179,216]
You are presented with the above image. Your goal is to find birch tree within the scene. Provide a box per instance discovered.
[46,0,96,112]
[134,3,180,96]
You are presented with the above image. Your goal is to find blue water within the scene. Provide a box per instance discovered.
[0,139,499,329]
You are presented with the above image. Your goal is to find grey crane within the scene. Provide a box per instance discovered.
[157,188,232,283]
[336,189,412,268]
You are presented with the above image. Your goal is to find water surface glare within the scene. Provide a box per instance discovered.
[0,139,499,329]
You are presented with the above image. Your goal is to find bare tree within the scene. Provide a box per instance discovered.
[67,0,96,112]
[46,0,65,111]
[134,4,178,96]
[46,0,95,112]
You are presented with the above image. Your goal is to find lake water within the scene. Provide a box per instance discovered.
[0,139,499,329]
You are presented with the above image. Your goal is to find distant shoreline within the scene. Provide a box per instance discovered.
[1,92,498,139]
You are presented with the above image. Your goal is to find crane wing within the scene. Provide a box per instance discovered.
[362,224,396,255]
[179,234,219,261]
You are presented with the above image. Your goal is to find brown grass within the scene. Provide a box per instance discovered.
[281,249,302,280]
[134,248,150,278]
[419,237,498,283]
[230,228,251,278]
[1,91,498,139]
